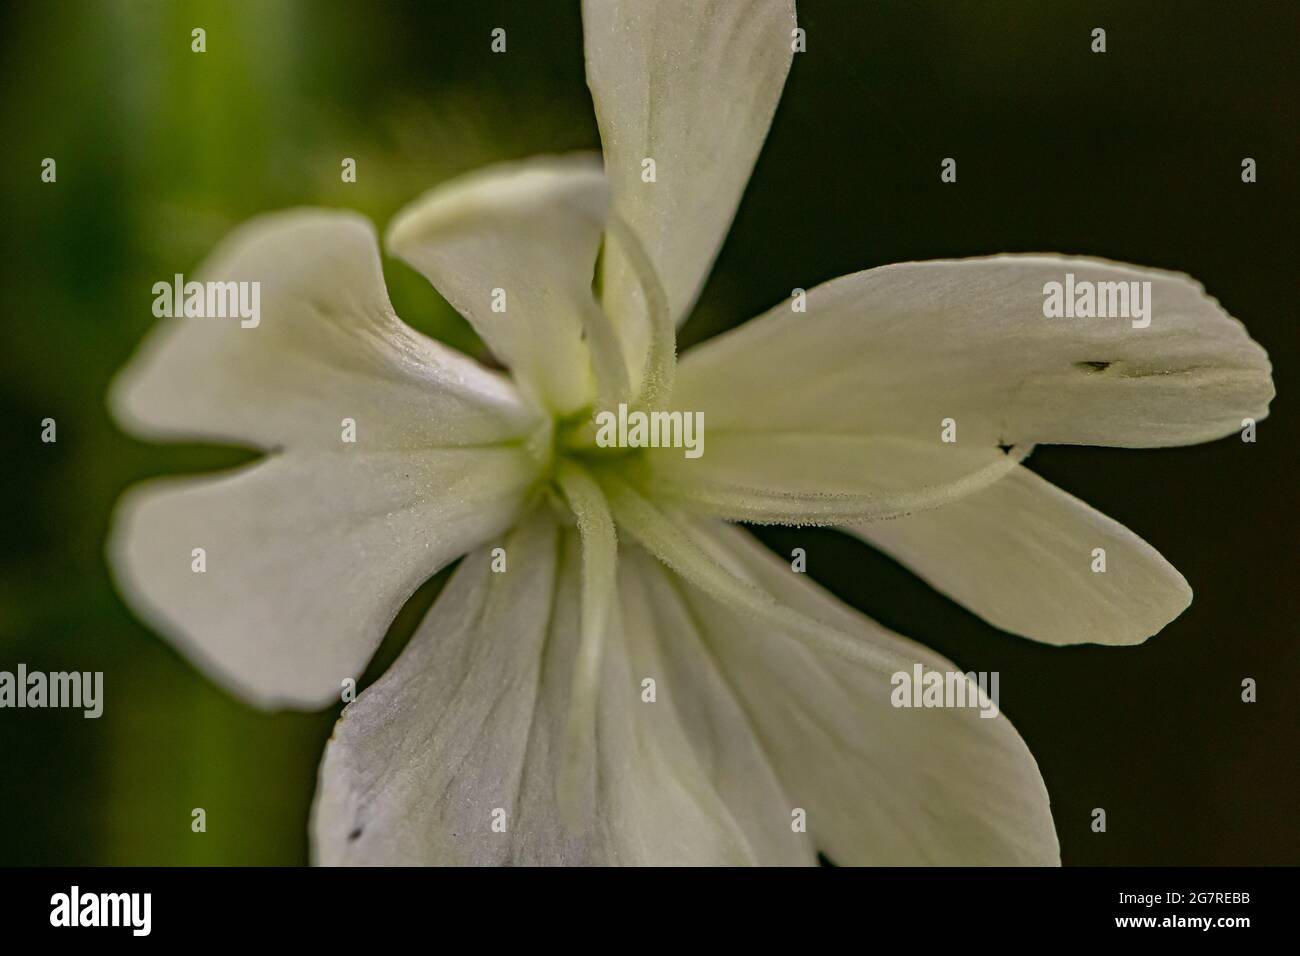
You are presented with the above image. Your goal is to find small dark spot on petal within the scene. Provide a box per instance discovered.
[1075,360,1113,373]
[348,827,363,842]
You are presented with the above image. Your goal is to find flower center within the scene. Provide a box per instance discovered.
[553,406,642,463]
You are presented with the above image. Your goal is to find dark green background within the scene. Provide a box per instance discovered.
[1,0,1295,865]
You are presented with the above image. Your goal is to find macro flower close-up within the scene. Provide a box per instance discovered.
[8,0,1295,902]
[99,0,1274,867]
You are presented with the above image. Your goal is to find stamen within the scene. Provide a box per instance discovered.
[578,297,632,411]
[605,214,675,409]
[553,460,618,824]
[653,443,1035,526]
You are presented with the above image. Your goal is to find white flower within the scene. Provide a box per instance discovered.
[108,0,1273,866]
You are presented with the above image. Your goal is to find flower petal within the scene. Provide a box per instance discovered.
[109,445,539,709]
[313,511,772,865]
[619,547,818,866]
[112,210,536,450]
[676,255,1274,449]
[847,465,1192,646]
[584,0,796,372]
[312,511,562,865]
[387,154,613,415]
[670,519,1061,865]
[109,210,546,709]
